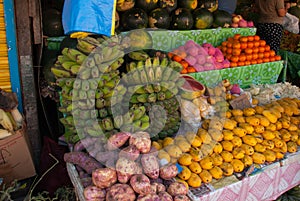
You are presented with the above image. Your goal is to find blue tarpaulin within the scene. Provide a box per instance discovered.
[62,0,116,36]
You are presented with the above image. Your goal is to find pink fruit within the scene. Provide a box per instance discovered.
[207,47,216,56]
[187,47,198,57]
[214,49,224,62]
[198,46,207,55]
[184,40,196,49]
[230,84,241,95]
[205,55,215,64]
[202,43,213,49]
[247,21,254,27]
[185,55,197,66]
[238,19,247,28]
[222,59,230,68]
[203,63,215,71]
[193,64,204,72]
[231,22,239,28]
[196,54,206,65]
[215,61,223,69]
[232,15,242,23]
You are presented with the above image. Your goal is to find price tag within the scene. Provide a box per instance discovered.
[229,94,252,110]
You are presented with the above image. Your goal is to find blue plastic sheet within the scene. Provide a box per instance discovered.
[62,0,116,36]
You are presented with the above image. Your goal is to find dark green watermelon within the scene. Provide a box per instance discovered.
[170,8,194,30]
[42,9,64,37]
[121,8,149,31]
[135,0,159,13]
[178,0,198,10]
[212,9,232,28]
[159,0,178,13]
[193,8,213,29]
[148,8,171,29]
[198,0,218,12]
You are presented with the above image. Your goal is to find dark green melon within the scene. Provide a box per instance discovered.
[117,0,135,12]
[135,0,159,13]
[158,0,178,13]
[178,0,198,10]
[198,0,218,12]
[193,8,213,29]
[170,8,194,30]
[148,8,171,29]
[124,29,153,50]
[121,8,149,31]
[212,9,232,28]
[42,9,64,37]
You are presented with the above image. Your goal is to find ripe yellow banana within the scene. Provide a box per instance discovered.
[0,108,13,131]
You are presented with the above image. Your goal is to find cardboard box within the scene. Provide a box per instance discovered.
[0,127,36,184]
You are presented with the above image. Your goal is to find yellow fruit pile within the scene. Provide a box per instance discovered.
[152,97,300,188]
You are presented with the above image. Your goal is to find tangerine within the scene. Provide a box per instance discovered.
[275,55,281,61]
[240,36,248,43]
[230,62,238,67]
[233,34,241,40]
[253,47,259,53]
[263,58,270,63]
[258,52,264,59]
[246,54,253,61]
[263,51,270,58]
[254,35,260,41]
[252,53,259,60]
[251,60,258,65]
[254,41,260,47]
[232,42,241,49]
[265,45,271,51]
[270,50,276,57]
[247,35,254,42]
[241,42,247,49]
[238,61,245,66]
[257,58,263,64]
[239,54,246,62]
[245,60,251,66]
[245,48,253,54]
[232,48,241,56]
[258,46,265,53]
[231,56,239,63]
[247,41,254,49]
[259,40,266,46]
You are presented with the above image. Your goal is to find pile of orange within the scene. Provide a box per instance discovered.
[218,34,282,68]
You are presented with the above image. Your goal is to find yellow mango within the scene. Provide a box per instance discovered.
[275,121,283,130]
[254,105,265,114]
[163,137,174,147]
[210,119,223,131]
[201,119,211,130]
[199,170,213,183]
[152,141,162,150]
[232,147,245,159]
[231,136,243,147]
[188,161,202,174]
[262,110,278,123]
[178,153,193,166]
[242,135,258,146]
[281,141,288,153]
[269,108,282,118]
[280,129,291,142]
[290,132,299,142]
[255,114,270,127]
[174,135,188,143]
[240,144,255,155]
[176,140,192,153]
[296,137,300,146]
[288,124,298,132]
[273,138,284,148]
[209,166,223,180]
[243,108,256,117]
[266,123,277,132]
[198,130,212,144]
[279,118,291,129]
[189,147,203,162]
[219,162,234,176]
[221,140,234,152]
[282,105,294,116]
[263,150,276,162]
[201,144,214,156]
[290,117,300,125]
[254,125,265,134]
[252,98,259,105]
[242,155,253,167]
[188,173,202,188]
[223,119,237,130]
[220,151,233,163]
[287,141,298,153]
[165,144,182,158]
[223,129,235,141]
[231,109,244,116]
[158,150,171,163]
[211,153,223,166]
[252,152,266,164]
[208,128,223,142]
[233,115,246,123]
[178,166,192,181]
[233,127,247,137]
[226,111,232,118]
[262,140,275,150]
[239,122,255,134]
[254,143,266,153]
[231,159,245,173]
[262,130,276,140]
[213,142,223,154]
[185,131,197,144]
[199,156,213,170]
[191,135,203,148]
[252,132,264,143]
[245,116,260,126]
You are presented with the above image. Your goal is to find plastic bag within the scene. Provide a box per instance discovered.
[283,13,299,34]
[62,0,116,37]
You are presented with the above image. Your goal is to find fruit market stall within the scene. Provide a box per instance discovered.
[44,0,300,200]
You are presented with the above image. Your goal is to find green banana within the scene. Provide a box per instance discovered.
[105,77,120,88]
[79,90,87,100]
[73,79,81,89]
[95,89,104,99]
[114,84,127,96]
[130,94,139,104]
[106,57,124,72]
[101,117,114,131]
[132,106,146,121]
[87,90,96,99]
[146,67,155,83]
[56,78,67,87]
[91,66,99,78]
[123,111,135,124]
[132,70,141,84]
[162,67,173,81]
[165,90,174,99]
[62,48,87,64]
[65,78,75,87]
[61,85,72,96]
[144,84,154,93]
[139,69,148,84]
[81,80,90,91]
[96,98,106,109]
[89,79,98,90]
[133,120,142,131]
[128,50,149,61]
[126,61,137,72]
[98,108,108,118]
[144,57,152,68]
[120,124,134,133]
[152,56,160,67]
[85,127,104,137]
[51,67,72,78]
[169,60,183,72]
[140,121,150,131]
[70,64,81,75]
[160,57,169,68]
[137,94,149,103]
[147,93,157,103]
[62,61,78,71]
[135,86,147,94]
[84,57,96,68]
[140,115,150,123]
[77,37,99,54]
[136,60,144,70]
[157,91,166,101]
[57,55,73,64]
[113,115,123,129]
[153,83,161,92]
[78,68,91,79]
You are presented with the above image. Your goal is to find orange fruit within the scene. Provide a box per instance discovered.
[227,42,233,48]
[222,41,228,47]
[245,60,251,66]
[232,42,241,49]
[275,55,281,61]
[254,35,260,41]
[230,62,238,68]
[246,54,253,61]
[232,48,241,56]
[254,41,260,47]
[239,54,246,62]
[265,45,271,51]
[253,47,259,53]
[247,35,254,42]
[247,41,254,49]
[269,56,276,62]
[238,61,245,66]
[258,47,265,53]
[181,68,188,74]
[221,46,228,53]
[258,52,264,59]
[233,34,241,40]
[187,67,196,73]
[259,40,266,46]
[245,48,253,55]
[226,54,232,60]
[251,60,258,65]
[263,58,270,63]
[270,50,276,57]
[241,42,247,49]
[240,36,248,43]
[263,51,270,58]
[226,48,233,54]
[228,37,234,42]
[230,56,239,63]
[257,58,263,64]
[252,53,259,60]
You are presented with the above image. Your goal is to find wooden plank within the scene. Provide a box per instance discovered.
[29,0,42,45]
